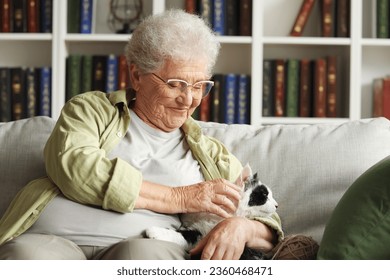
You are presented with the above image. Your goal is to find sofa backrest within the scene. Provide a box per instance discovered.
[1,116,390,243]
[200,118,390,242]
[0,116,56,218]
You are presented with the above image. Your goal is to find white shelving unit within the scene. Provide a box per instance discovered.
[1,0,389,124]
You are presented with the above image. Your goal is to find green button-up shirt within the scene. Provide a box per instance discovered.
[0,90,283,245]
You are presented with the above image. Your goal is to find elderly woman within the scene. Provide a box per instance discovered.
[0,9,283,260]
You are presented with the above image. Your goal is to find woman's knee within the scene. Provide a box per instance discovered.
[99,238,188,260]
[0,234,86,260]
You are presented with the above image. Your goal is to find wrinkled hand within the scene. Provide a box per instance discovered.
[173,179,242,218]
[189,217,252,260]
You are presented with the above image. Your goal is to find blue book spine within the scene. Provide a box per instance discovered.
[40,0,53,33]
[213,0,226,35]
[236,74,250,124]
[224,73,237,124]
[39,67,51,117]
[106,54,118,93]
[80,0,93,33]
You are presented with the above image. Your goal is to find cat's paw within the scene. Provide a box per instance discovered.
[145,226,188,248]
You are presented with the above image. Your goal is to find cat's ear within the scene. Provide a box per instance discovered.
[234,163,253,187]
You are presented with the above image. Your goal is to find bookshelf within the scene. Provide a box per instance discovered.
[1,0,389,125]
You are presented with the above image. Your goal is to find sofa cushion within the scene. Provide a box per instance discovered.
[200,118,390,242]
[317,155,390,259]
[0,116,55,218]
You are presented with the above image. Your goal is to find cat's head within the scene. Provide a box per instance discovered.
[235,164,278,218]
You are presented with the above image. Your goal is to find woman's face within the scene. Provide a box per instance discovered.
[131,59,209,132]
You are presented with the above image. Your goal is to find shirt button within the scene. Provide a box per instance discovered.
[116,131,123,137]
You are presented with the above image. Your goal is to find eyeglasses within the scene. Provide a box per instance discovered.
[151,73,214,99]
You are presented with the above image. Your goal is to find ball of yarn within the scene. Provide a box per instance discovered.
[271,235,319,260]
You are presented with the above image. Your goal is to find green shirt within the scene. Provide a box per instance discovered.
[0,90,283,245]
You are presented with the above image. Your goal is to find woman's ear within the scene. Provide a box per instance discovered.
[129,64,141,91]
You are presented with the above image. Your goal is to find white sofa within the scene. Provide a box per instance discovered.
[1,116,390,257]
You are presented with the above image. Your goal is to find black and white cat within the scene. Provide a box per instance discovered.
[145,164,278,259]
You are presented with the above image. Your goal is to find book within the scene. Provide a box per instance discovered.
[274,59,286,117]
[81,54,93,93]
[210,74,225,123]
[199,0,213,28]
[40,0,52,33]
[239,0,252,36]
[0,68,11,122]
[313,58,327,117]
[225,0,239,36]
[25,67,39,117]
[373,77,390,119]
[10,67,26,120]
[290,0,315,36]
[27,0,39,33]
[12,0,27,32]
[321,0,335,37]
[262,60,275,117]
[199,91,211,122]
[213,0,226,35]
[1,0,11,32]
[336,0,349,37]
[326,56,337,117]
[92,55,107,92]
[185,0,198,14]
[299,59,313,117]
[67,0,80,33]
[118,55,129,90]
[223,73,237,124]
[66,54,82,101]
[286,59,300,117]
[236,74,250,124]
[377,0,389,38]
[38,67,51,117]
[106,54,118,93]
[80,0,93,34]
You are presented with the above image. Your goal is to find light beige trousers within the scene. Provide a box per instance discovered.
[0,233,189,260]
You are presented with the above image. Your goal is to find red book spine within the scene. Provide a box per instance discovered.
[27,0,40,32]
[326,56,337,117]
[314,58,327,117]
[274,60,286,117]
[382,78,390,119]
[290,0,315,36]
[117,55,129,90]
[321,0,334,37]
[1,0,11,32]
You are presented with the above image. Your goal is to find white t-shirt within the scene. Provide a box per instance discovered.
[27,110,205,246]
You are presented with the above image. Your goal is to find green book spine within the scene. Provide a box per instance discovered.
[67,0,80,33]
[66,54,82,101]
[262,60,274,117]
[81,55,93,93]
[377,0,389,38]
[286,59,300,117]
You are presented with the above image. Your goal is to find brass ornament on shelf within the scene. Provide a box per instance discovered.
[108,0,143,34]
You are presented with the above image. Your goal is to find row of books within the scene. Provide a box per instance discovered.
[66,54,129,101]
[68,0,94,34]
[185,0,252,36]
[377,0,390,38]
[193,73,250,124]
[262,56,338,118]
[0,0,52,33]
[290,0,350,37]
[0,67,51,122]
[373,76,390,119]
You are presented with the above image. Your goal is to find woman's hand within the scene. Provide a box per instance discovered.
[189,217,275,260]
[172,179,242,218]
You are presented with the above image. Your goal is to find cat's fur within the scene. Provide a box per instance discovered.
[145,164,278,259]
